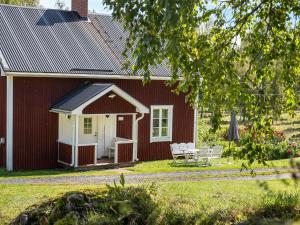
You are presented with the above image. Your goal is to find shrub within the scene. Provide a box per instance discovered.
[10,176,300,225]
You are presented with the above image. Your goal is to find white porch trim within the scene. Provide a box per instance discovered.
[6,76,13,171]
[71,85,149,115]
[193,108,198,145]
[74,115,79,167]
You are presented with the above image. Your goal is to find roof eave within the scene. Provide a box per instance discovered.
[5,71,176,81]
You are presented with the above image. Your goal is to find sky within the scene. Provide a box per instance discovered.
[39,0,111,14]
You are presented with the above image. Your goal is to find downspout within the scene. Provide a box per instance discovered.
[134,113,145,161]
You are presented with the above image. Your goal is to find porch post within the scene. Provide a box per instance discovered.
[74,115,79,167]
[132,114,138,161]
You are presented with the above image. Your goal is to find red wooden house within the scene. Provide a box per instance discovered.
[0,1,197,171]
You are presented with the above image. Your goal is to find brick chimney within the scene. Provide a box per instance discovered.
[72,0,88,18]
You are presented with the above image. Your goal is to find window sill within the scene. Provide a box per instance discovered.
[150,137,172,143]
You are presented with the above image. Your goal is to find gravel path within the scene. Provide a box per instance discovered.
[0,168,295,185]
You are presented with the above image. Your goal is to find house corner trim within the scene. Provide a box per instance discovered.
[6,76,13,171]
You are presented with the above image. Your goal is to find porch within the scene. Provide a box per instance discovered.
[50,82,149,168]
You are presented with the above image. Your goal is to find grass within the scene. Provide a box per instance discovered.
[0,158,298,180]
[126,158,299,174]
[158,180,299,214]
[0,179,298,225]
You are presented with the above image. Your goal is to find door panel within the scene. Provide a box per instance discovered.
[79,116,97,144]
[97,115,116,158]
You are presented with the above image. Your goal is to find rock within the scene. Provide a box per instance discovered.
[19,214,29,225]
[39,215,49,225]
[66,193,86,212]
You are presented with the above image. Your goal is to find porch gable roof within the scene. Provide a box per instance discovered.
[50,82,149,114]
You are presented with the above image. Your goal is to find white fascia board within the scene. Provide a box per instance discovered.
[49,109,72,114]
[112,85,149,114]
[72,85,149,114]
[5,71,176,81]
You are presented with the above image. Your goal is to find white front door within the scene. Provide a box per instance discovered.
[79,116,98,144]
[97,115,116,159]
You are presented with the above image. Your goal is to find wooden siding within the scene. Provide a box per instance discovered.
[117,115,132,139]
[78,145,95,166]
[0,76,6,168]
[118,143,133,163]
[58,142,72,164]
[12,77,194,170]
[83,92,136,114]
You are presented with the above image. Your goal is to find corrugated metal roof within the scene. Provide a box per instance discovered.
[0,4,171,77]
[51,82,113,111]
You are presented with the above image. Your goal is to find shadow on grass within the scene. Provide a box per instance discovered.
[0,167,75,179]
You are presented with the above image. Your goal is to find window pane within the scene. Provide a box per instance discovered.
[153,119,160,128]
[162,119,168,127]
[84,118,92,134]
[161,128,168,136]
[153,128,159,137]
[162,109,168,118]
[153,109,160,118]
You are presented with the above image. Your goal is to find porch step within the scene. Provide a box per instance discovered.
[74,162,137,171]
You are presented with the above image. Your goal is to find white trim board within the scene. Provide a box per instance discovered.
[5,72,176,81]
[150,105,173,143]
[6,76,13,171]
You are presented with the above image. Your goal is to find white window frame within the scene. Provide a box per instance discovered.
[150,105,173,143]
[83,117,93,135]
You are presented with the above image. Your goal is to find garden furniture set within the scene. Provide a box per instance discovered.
[170,143,223,166]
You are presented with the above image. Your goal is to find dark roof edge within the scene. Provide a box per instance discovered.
[50,83,113,112]
[50,81,91,111]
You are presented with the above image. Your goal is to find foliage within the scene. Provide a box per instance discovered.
[11,175,158,225]
[104,0,300,166]
[0,0,37,6]
[238,128,300,161]
[10,176,300,225]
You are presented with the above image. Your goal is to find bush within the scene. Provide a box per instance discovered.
[10,176,300,225]
[11,175,158,225]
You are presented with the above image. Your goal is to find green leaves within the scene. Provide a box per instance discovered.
[104,0,300,164]
[0,0,38,6]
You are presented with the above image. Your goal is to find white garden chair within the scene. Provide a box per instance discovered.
[108,137,117,159]
[210,145,223,165]
[170,143,185,164]
[196,147,211,166]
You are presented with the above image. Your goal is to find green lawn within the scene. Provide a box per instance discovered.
[0,179,298,225]
[0,158,297,181]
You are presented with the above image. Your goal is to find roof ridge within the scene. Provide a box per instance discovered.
[89,13,112,17]
[0,3,71,12]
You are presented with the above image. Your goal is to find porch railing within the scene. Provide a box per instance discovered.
[77,143,98,166]
[114,138,136,164]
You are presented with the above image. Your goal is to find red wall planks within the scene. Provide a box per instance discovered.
[58,142,72,164]
[118,143,133,163]
[83,92,136,114]
[0,76,6,168]
[78,145,95,166]
[12,77,194,170]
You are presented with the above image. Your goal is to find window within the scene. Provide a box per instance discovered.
[84,118,92,134]
[150,106,173,142]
